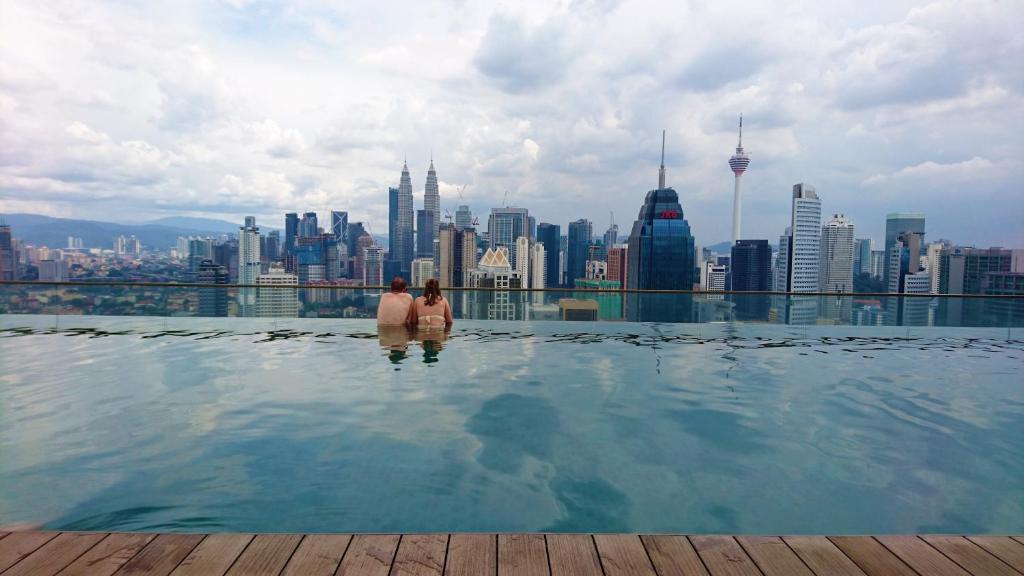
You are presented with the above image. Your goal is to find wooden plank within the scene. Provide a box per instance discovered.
[829,537,917,576]
[689,536,762,576]
[546,534,602,576]
[0,531,60,572]
[57,533,156,576]
[874,536,971,576]
[224,533,301,576]
[170,534,254,576]
[736,536,813,576]
[113,533,205,576]
[782,537,866,576]
[640,535,709,576]
[445,534,496,576]
[498,534,547,576]
[390,534,446,576]
[967,536,1024,572]
[923,535,1021,576]
[1,532,107,576]
[594,534,656,576]
[335,534,401,576]
[280,534,351,576]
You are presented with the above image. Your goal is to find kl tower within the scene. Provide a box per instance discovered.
[728,115,750,245]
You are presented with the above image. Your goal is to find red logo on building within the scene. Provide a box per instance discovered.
[658,210,678,219]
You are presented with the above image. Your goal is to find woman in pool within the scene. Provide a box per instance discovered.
[408,278,453,329]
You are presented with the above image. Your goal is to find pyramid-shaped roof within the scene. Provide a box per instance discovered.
[478,246,512,272]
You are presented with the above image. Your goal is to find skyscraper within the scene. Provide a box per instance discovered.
[265,230,281,262]
[731,240,771,291]
[783,183,822,292]
[364,245,385,286]
[607,245,628,288]
[239,216,261,316]
[424,158,441,245]
[603,215,618,250]
[515,236,530,287]
[416,209,435,258]
[884,212,925,290]
[197,259,229,317]
[388,186,399,260]
[284,213,298,256]
[331,211,348,243]
[728,115,750,245]
[438,223,477,288]
[396,162,415,276]
[488,207,530,264]
[626,134,696,321]
[256,265,299,317]
[0,224,14,281]
[530,242,546,290]
[567,219,592,288]
[299,212,318,238]
[820,214,855,293]
[455,205,472,229]
[536,223,561,288]
[853,238,872,276]
[411,258,435,287]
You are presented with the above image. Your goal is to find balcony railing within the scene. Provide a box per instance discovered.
[2,280,1022,327]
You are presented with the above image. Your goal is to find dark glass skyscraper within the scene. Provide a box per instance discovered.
[331,211,348,243]
[626,137,696,321]
[536,223,561,288]
[884,212,925,290]
[416,209,435,258]
[0,224,14,281]
[284,213,298,256]
[567,219,592,288]
[300,212,318,238]
[730,239,772,320]
[197,259,229,317]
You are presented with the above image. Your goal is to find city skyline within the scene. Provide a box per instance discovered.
[0,1,1022,248]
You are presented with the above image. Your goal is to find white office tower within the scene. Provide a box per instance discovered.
[239,216,261,316]
[775,227,791,292]
[819,214,854,293]
[256,265,299,317]
[926,241,950,294]
[728,115,750,245]
[411,258,435,287]
[530,242,546,305]
[785,184,822,292]
[702,262,727,298]
[515,236,530,287]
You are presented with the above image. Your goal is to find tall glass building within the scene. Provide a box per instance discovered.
[488,208,530,265]
[567,219,592,288]
[536,223,561,288]
[884,212,925,290]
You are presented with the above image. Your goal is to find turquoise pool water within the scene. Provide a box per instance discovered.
[1,314,1021,534]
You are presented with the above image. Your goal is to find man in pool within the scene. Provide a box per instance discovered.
[377,276,414,326]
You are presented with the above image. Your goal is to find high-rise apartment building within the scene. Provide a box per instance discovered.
[820,214,855,293]
[606,245,628,288]
[515,236,530,287]
[884,213,925,290]
[530,242,546,290]
[197,259,229,317]
[702,262,727,292]
[364,245,385,286]
[536,223,561,288]
[926,240,951,294]
[411,258,435,287]
[567,219,592,288]
[38,259,67,282]
[438,224,477,288]
[239,216,261,315]
[782,183,822,292]
[256,265,299,317]
[424,159,441,244]
[728,116,750,245]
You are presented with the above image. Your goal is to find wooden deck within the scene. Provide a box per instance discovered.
[1,531,1022,576]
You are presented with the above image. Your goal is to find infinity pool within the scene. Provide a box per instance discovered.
[1,315,1021,534]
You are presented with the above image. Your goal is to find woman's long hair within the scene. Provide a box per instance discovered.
[423,278,442,306]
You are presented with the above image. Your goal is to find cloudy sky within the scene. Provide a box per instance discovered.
[1,0,1022,246]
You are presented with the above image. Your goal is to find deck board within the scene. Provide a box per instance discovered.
[829,536,918,576]
[0,531,60,572]
[593,534,656,576]
[335,534,401,576]
[966,536,1024,572]
[1,531,1019,576]
[1,531,106,576]
[922,535,1022,576]
[546,534,602,576]
[689,536,762,576]
[498,534,547,576]
[640,535,709,576]
[280,534,351,576]
[169,533,254,576]
[113,533,205,576]
[392,534,447,576]
[782,536,866,576]
[446,534,496,576]
[875,536,971,576]
[223,533,302,576]
[56,533,156,576]
[736,536,813,576]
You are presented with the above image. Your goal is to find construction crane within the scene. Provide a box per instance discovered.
[457,184,467,202]
[502,190,510,207]
[444,209,454,224]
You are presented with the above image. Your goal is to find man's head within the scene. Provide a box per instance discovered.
[390,276,407,293]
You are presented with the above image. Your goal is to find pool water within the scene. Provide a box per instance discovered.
[1,315,1022,534]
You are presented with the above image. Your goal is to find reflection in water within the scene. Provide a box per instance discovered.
[415,328,450,364]
[378,325,413,366]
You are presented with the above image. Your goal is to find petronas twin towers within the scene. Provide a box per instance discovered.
[393,159,441,277]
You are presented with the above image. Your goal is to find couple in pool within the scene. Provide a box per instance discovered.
[377,276,453,330]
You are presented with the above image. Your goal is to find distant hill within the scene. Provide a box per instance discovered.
[146,216,248,234]
[704,241,732,254]
[1,213,241,250]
